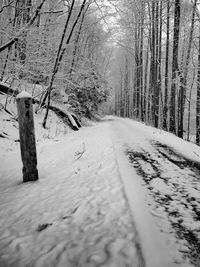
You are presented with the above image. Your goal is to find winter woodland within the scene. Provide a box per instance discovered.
[1,1,200,267]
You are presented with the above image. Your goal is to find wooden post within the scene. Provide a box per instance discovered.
[16,91,38,182]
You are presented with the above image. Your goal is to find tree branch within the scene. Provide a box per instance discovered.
[0,0,15,13]
[56,0,88,72]
[0,38,18,53]
[40,10,64,15]
[0,0,46,53]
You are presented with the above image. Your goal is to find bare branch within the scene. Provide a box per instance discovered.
[0,0,15,14]
[0,0,46,53]
[74,143,86,160]
[0,38,18,53]
[40,10,64,15]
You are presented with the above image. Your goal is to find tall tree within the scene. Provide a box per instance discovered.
[196,25,200,145]
[163,1,170,130]
[178,0,197,138]
[169,0,181,133]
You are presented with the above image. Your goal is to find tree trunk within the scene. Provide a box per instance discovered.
[42,0,76,128]
[134,14,140,118]
[139,1,144,121]
[144,37,150,122]
[169,0,181,134]
[196,28,200,145]
[163,1,170,130]
[69,4,90,75]
[154,2,159,128]
[178,0,197,138]
[187,68,195,141]
[151,2,156,125]
[158,1,162,127]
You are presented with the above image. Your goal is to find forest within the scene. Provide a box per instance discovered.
[112,0,200,144]
[2,2,200,266]
[0,0,111,127]
[1,0,200,143]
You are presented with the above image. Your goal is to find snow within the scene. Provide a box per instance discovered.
[0,94,71,153]
[122,118,200,163]
[0,113,142,266]
[110,116,200,267]
[1,110,200,266]
[66,110,78,128]
[149,178,173,195]
[113,140,176,267]
[111,118,191,267]
[16,91,32,99]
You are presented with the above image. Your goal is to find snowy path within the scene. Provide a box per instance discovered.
[0,120,143,267]
[1,117,200,267]
[111,118,200,267]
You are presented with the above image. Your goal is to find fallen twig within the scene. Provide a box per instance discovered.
[74,142,85,160]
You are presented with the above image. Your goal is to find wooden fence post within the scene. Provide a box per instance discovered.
[16,91,38,182]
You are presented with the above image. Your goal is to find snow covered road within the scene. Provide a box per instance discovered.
[1,117,200,267]
[111,117,200,267]
[0,118,144,267]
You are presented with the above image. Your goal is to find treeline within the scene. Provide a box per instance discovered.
[114,0,200,144]
[0,0,111,126]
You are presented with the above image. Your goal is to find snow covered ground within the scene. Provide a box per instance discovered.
[111,117,200,267]
[1,109,200,267]
[0,109,143,266]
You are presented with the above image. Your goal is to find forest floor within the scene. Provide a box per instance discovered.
[1,109,200,267]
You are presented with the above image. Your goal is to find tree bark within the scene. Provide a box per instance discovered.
[154,1,159,128]
[196,27,200,145]
[169,0,181,134]
[139,1,144,121]
[151,2,156,125]
[69,3,90,75]
[158,1,162,127]
[163,1,170,130]
[178,0,197,138]
[42,0,76,128]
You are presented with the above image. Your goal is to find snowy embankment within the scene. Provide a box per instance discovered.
[1,113,200,267]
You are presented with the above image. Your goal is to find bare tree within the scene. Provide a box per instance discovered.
[169,0,181,134]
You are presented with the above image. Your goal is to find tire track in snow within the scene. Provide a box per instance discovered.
[126,141,200,267]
